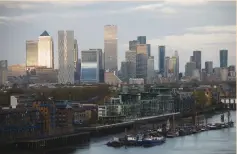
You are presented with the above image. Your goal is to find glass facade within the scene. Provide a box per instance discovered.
[38,33,53,68]
[104,25,118,71]
[81,63,98,82]
[159,46,165,75]
[147,44,151,57]
[193,51,201,70]
[137,36,146,44]
[58,30,75,84]
[26,40,38,68]
[220,50,228,68]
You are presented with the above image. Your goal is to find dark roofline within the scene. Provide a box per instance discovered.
[40,30,50,36]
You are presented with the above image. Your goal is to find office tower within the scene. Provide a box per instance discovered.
[147,44,151,57]
[190,56,194,62]
[89,49,104,82]
[104,25,118,72]
[38,31,54,68]
[120,61,129,82]
[220,68,228,81]
[129,40,139,51]
[75,59,81,83]
[136,44,147,54]
[26,40,38,69]
[74,39,79,70]
[193,51,201,70]
[81,49,102,83]
[164,57,170,77]
[136,44,148,80]
[220,49,228,68]
[213,67,221,78]
[174,51,179,81]
[147,56,155,84]
[137,36,146,44]
[58,30,75,84]
[158,46,165,76]
[170,56,177,77]
[185,62,196,77]
[205,61,213,74]
[201,69,207,81]
[125,50,136,63]
[125,50,136,78]
[136,54,148,80]
[0,60,8,85]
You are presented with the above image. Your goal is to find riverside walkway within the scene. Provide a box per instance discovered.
[76,112,180,131]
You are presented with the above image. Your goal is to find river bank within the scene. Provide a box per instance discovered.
[3,111,235,154]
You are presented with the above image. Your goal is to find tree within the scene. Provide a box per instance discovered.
[193,90,208,110]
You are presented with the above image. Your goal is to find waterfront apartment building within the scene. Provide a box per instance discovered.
[104,25,118,72]
[81,49,103,83]
[26,40,38,69]
[58,30,75,84]
[38,31,54,68]
[220,49,228,68]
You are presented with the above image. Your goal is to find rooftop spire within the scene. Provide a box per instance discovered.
[40,30,50,36]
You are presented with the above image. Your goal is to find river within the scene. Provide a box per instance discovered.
[3,111,236,154]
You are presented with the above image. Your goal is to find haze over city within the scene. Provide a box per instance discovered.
[0,0,236,72]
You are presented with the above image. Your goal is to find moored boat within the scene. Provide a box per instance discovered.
[166,131,179,138]
[142,136,166,147]
[106,137,123,147]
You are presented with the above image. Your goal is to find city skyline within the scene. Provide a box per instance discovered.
[0,1,236,72]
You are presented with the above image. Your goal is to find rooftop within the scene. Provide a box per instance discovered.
[40,30,50,36]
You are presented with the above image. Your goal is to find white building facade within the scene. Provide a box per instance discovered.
[58,30,75,84]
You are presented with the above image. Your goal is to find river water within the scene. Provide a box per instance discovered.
[4,111,236,154]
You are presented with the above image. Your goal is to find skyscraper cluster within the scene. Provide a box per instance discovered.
[26,30,79,84]
[185,49,234,82]
[26,31,54,69]
[10,24,234,85]
[120,36,180,84]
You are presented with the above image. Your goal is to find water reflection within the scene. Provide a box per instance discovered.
[3,111,236,154]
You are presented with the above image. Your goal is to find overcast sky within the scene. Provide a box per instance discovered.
[0,0,236,72]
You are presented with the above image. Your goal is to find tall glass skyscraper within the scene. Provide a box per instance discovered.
[220,49,228,68]
[58,30,75,84]
[74,39,79,70]
[193,51,201,70]
[26,40,38,69]
[159,46,165,75]
[81,49,103,83]
[137,36,146,44]
[38,30,54,68]
[104,25,117,72]
[147,44,151,57]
